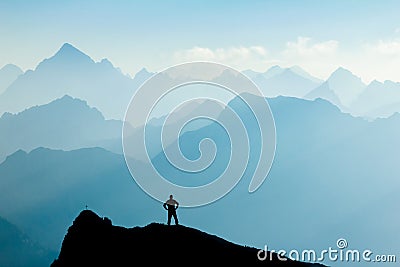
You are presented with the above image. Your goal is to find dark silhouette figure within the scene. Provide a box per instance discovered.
[163,194,179,225]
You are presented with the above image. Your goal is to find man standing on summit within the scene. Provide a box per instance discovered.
[163,194,179,225]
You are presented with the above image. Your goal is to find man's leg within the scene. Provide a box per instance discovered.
[167,211,172,225]
[172,211,179,225]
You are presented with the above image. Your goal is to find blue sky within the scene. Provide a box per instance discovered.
[1,0,400,83]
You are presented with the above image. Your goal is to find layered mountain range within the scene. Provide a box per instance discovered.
[0,43,399,267]
[1,43,400,120]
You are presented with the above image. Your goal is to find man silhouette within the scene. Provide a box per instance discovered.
[163,194,179,225]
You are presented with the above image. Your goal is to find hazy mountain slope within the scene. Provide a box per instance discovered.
[0,147,154,251]
[248,66,321,98]
[0,95,123,163]
[153,94,400,267]
[351,80,400,117]
[1,44,399,120]
[0,215,56,267]
[289,65,323,84]
[0,96,398,267]
[305,67,365,109]
[0,43,153,119]
[0,64,23,94]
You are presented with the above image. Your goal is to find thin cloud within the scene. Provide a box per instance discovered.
[280,37,340,80]
[366,39,400,56]
[170,37,400,83]
[349,38,400,83]
[283,37,339,57]
[173,46,269,71]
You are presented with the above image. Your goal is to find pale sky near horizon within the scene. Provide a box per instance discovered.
[1,0,400,83]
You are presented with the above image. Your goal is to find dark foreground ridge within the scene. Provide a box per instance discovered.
[51,210,326,267]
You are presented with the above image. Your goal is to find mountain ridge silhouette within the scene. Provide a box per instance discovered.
[51,209,326,267]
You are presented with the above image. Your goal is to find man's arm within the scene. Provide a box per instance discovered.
[163,202,168,210]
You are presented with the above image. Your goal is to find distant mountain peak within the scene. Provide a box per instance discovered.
[1,94,101,121]
[46,43,94,65]
[0,63,23,73]
[58,43,83,55]
[33,94,80,106]
[0,43,138,120]
[133,67,153,81]
[99,58,114,67]
[263,65,284,79]
[53,95,86,106]
[3,149,28,163]
[137,67,150,75]
[336,66,347,71]
[327,67,365,86]
[306,66,366,108]
[329,67,357,79]
[32,43,94,72]
[60,42,75,50]
[261,65,322,84]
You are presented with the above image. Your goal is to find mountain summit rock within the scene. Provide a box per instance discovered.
[51,210,325,267]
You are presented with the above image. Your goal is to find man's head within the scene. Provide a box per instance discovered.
[169,194,173,199]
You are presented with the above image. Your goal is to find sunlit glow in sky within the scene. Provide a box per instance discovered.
[1,0,400,83]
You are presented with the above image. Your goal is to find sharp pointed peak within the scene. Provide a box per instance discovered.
[133,67,153,80]
[51,43,93,62]
[34,43,94,70]
[60,42,75,49]
[328,67,362,81]
[332,66,352,75]
[58,43,82,53]
[99,58,115,68]
[138,67,150,73]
